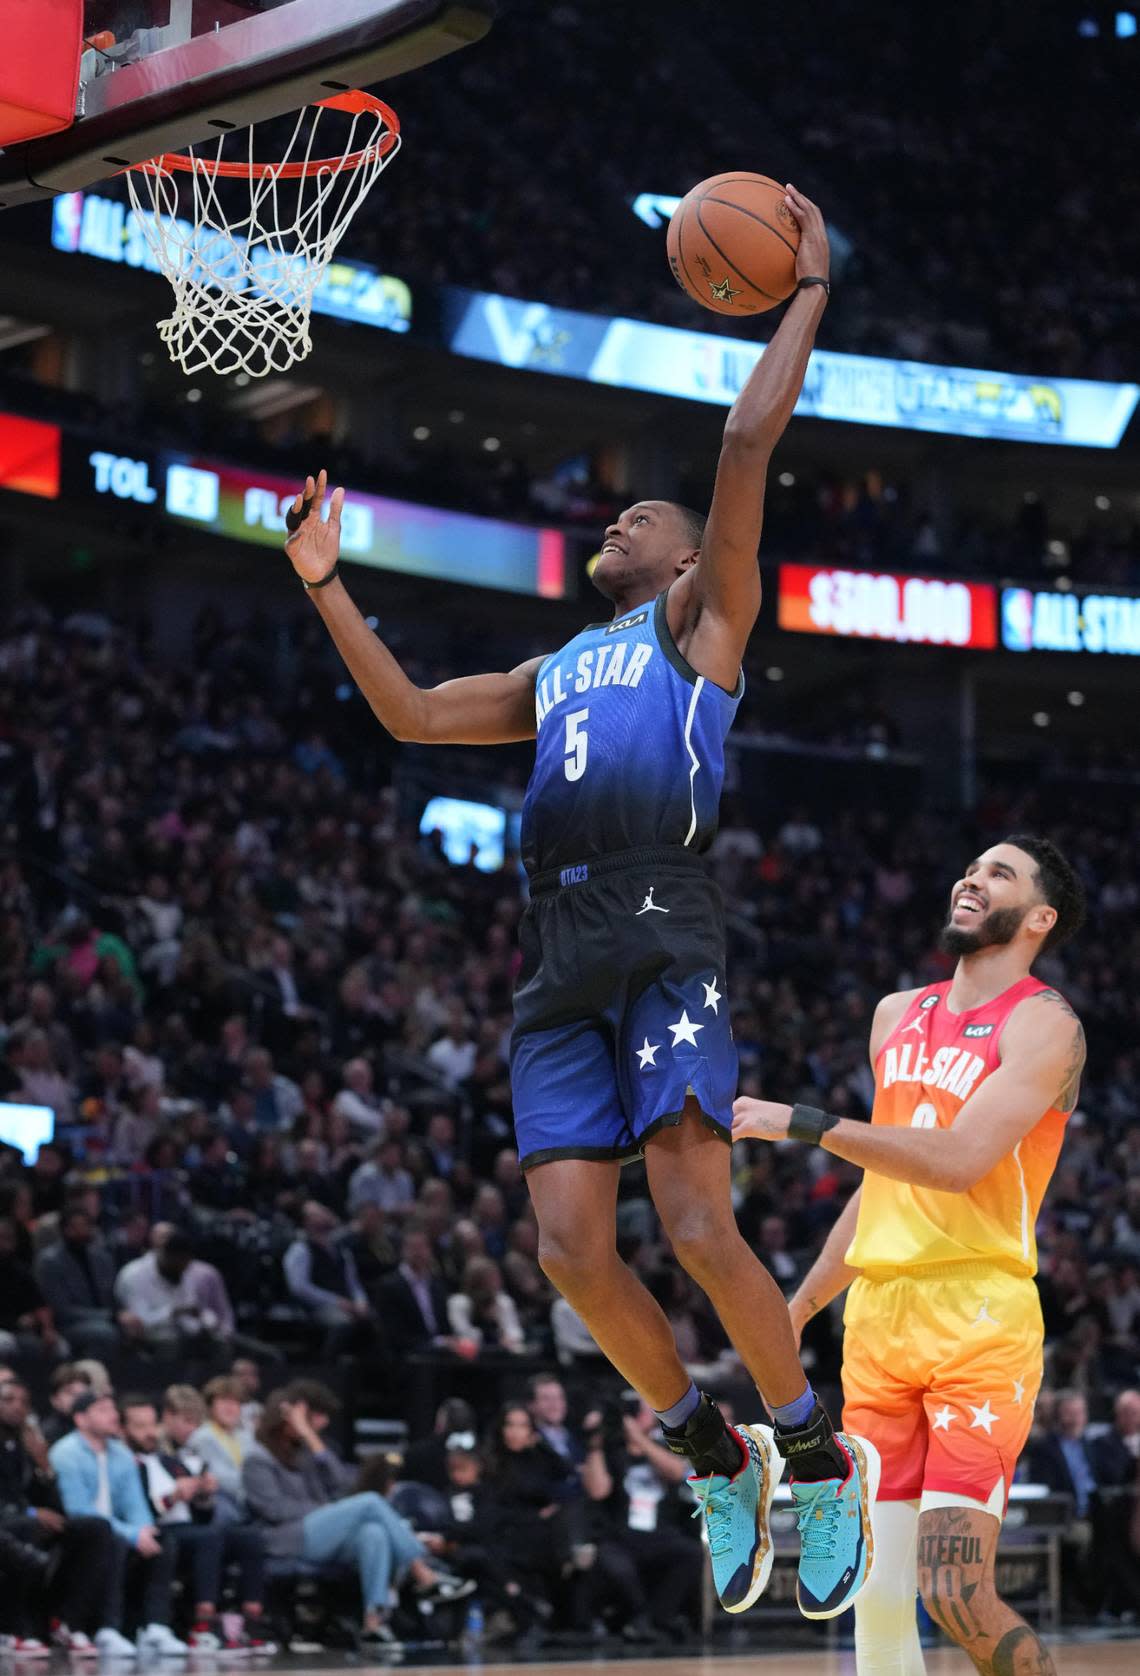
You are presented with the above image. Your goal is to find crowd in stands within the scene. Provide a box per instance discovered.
[0,602,1138,1647]
[366,0,1138,380]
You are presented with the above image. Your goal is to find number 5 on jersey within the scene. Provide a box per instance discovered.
[564,708,589,781]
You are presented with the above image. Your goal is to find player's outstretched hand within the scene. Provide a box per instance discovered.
[284,467,344,584]
[784,184,829,284]
[731,1096,793,1143]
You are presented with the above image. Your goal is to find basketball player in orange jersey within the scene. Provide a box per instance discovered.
[732,835,1086,1676]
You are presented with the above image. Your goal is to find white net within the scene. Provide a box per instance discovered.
[125,95,400,378]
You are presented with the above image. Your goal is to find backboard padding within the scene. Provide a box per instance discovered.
[0,0,493,207]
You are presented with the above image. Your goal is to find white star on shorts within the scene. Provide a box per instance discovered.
[1013,1379,1026,1405]
[701,977,723,1014]
[932,1405,956,1431]
[636,1039,660,1070]
[968,1401,999,1435]
[667,1010,704,1048]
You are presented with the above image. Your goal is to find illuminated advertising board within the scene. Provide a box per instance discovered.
[162,457,569,598]
[1001,587,1140,655]
[779,564,998,649]
[0,412,61,499]
[447,294,1139,449]
[51,192,412,335]
[47,197,1137,448]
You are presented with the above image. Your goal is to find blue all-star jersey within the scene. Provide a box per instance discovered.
[520,590,743,876]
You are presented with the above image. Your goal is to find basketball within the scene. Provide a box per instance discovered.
[666,172,801,316]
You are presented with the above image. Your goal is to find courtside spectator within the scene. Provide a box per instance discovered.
[120,1394,269,1653]
[189,1377,258,1517]
[49,1390,187,1657]
[0,1376,120,1656]
[242,1385,469,1650]
[40,1364,93,1446]
[582,1396,700,1639]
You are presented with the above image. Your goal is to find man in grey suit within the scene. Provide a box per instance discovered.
[34,1204,121,1359]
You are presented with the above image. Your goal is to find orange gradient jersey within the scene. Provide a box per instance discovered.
[847,976,1068,1277]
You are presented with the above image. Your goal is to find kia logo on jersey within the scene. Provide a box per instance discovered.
[606,612,647,634]
[963,1024,994,1038]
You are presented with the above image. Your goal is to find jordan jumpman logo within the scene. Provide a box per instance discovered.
[635,887,669,915]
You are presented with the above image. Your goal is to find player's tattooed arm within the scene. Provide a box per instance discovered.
[1034,990,1086,1112]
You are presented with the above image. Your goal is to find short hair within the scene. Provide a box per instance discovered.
[1002,834,1087,954]
[50,1363,91,1396]
[202,1376,243,1406]
[162,1384,206,1422]
[668,502,708,550]
[435,1397,476,1432]
[118,1392,157,1418]
[527,1373,562,1399]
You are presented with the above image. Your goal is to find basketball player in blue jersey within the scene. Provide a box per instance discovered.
[283,185,877,1622]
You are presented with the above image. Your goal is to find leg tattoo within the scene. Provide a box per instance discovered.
[916,1507,1056,1676]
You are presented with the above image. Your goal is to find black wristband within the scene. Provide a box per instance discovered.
[788,1103,840,1145]
[302,562,340,591]
[797,275,831,297]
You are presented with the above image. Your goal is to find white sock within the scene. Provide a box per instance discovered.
[854,1499,927,1676]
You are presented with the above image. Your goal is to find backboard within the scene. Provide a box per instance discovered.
[0,0,494,208]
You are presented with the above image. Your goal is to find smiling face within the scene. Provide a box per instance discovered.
[940,843,1058,960]
[591,502,702,605]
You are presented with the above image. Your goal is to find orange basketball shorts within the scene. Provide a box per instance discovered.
[841,1259,1043,1510]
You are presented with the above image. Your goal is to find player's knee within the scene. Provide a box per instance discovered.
[663,1204,735,1281]
[537,1229,614,1300]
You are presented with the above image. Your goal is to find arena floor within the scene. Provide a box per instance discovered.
[230,1643,1140,1675]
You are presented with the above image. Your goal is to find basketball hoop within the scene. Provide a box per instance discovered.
[125,91,401,378]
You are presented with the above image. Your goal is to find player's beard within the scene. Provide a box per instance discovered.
[939,902,1029,957]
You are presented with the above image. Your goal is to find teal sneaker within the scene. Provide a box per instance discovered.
[689,1422,784,1614]
[790,1431,880,1620]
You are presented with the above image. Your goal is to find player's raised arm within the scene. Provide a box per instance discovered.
[694,186,829,639]
[284,471,541,745]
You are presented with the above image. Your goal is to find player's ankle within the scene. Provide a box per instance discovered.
[773,1401,849,1481]
[661,1392,744,1477]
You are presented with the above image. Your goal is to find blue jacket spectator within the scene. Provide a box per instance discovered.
[50,1396,154,1545]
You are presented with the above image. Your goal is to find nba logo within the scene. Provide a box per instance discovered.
[1002,588,1035,653]
[51,193,83,254]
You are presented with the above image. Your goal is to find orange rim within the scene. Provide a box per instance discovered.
[130,90,400,180]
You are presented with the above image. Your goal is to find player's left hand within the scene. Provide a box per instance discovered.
[731,1097,793,1143]
[784,184,829,283]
